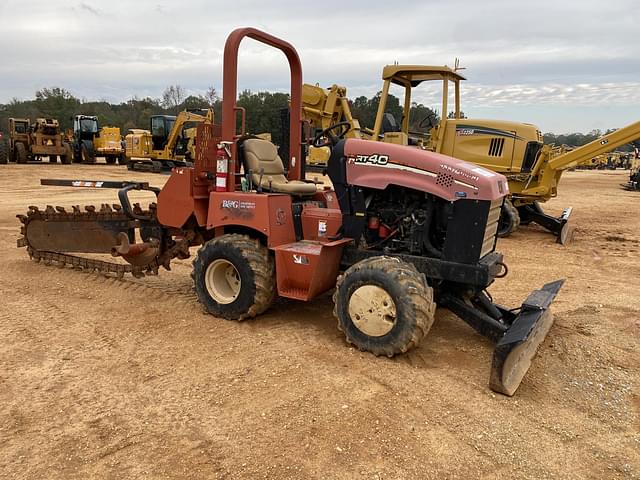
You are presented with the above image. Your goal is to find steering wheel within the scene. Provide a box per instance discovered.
[418,112,438,130]
[312,121,352,148]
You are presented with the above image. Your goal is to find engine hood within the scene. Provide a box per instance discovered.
[343,138,508,202]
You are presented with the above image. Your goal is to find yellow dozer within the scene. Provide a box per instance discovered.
[124,109,213,173]
[301,66,640,243]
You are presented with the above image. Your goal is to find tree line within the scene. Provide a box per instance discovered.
[0,85,628,150]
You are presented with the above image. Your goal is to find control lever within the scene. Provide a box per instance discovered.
[248,169,254,191]
[268,176,273,192]
[257,168,265,193]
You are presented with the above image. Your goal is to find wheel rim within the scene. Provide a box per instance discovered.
[205,259,241,304]
[348,285,397,337]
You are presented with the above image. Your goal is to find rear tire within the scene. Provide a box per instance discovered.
[15,142,28,164]
[60,144,72,164]
[192,234,275,320]
[333,256,435,357]
[118,154,129,166]
[49,155,58,163]
[0,141,7,164]
[497,198,520,237]
[105,155,117,165]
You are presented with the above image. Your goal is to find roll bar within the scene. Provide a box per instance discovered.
[222,27,303,181]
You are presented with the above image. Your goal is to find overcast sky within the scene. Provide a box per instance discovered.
[0,0,638,133]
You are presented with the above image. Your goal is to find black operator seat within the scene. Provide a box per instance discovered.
[381,113,401,133]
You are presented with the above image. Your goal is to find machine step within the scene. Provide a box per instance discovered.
[273,239,352,301]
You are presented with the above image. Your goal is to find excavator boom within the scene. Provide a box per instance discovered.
[126,109,214,173]
[547,121,640,171]
[302,83,364,138]
[163,110,214,158]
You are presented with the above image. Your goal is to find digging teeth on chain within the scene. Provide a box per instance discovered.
[17,202,166,279]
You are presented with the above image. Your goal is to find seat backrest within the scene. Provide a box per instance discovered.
[242,138,288,181]
[381,112,400,133]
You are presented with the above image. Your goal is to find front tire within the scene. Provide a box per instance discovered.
[192,234,275,320]
[80,142,95,164]
[15,142,28,164]
[333,256,435,357]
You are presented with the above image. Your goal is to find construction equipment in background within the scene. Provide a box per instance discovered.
[0,131,6,164]
[618,152,633,169]
[124,109,213,173]
[95,126,126,165]
[5,118,72,164]
[576,154,605,170]
[16,27,564,396]
[302,83,364,167]
[69,115,126,165]
[301,66,640,243]
[622,144,640,190]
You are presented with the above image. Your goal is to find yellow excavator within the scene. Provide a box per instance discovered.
[301,65,640,243]
[124,109,213,172]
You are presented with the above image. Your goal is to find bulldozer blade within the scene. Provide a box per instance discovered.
[489,279,564,396]
[518,203,573,243]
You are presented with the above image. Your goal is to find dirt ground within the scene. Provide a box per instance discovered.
[0,163,638,479]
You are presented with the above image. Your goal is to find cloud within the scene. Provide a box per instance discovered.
[78,2,100,16]
[0,0,638,132]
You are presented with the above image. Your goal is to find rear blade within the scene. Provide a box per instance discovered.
[490,280,564,396]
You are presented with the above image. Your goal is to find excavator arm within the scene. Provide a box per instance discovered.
[301,83,364,139]
[164,109,214,157]
[546,120,640,171]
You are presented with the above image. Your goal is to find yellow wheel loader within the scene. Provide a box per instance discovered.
[301,65,640,243]
[124,109,213,173]
[7,118,72,164]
